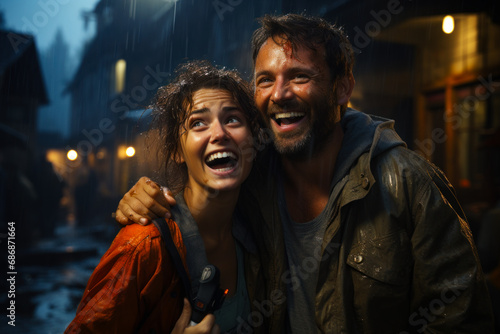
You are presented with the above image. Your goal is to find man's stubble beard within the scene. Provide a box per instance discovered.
[270,90,339,161]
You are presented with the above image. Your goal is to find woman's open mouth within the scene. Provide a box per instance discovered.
[205,151,238,172]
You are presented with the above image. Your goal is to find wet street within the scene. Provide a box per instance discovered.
[0,221,119,334]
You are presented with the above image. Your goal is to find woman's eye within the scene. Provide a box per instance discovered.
[227,111,247,125]
[191,120,205,128]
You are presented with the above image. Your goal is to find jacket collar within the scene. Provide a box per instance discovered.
[338,109,406,205]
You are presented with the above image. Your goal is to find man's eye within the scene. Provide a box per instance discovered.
[257,77,273,86]
[294,74,309,82]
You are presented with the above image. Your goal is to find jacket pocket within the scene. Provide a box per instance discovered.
[346,229,412,286]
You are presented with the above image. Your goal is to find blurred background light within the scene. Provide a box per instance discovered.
[126,146,136,157]
[442,15,455,34]
[67,149,78,161]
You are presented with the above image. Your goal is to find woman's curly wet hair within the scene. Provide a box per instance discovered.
[150,60,263,193]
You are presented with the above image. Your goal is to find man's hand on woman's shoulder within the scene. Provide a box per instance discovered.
[115,176,176,226]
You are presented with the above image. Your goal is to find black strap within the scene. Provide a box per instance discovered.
[153,218,193,301]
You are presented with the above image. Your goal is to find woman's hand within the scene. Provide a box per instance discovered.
[114,176,176,225]
[171,299,220,334]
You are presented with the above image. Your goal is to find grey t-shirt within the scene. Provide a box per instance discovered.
[278,176,344,333]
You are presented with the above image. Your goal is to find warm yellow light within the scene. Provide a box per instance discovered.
[67,149,78,161]
[115,59,126,93]
[126,146,136,157]
[442,15,454,34]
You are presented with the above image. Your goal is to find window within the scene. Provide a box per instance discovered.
[454,81,500,189]
[114,59,126,94]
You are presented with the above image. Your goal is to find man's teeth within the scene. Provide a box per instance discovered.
[206,151,237,162]
[274,112,305,120]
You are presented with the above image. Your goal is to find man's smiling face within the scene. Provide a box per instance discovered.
[254,37,339,158]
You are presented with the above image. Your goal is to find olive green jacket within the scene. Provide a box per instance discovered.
[240,110,494,333]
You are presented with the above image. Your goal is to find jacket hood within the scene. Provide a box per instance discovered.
[332,108,406,187]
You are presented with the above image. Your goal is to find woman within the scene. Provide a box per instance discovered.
[65,61,266,333]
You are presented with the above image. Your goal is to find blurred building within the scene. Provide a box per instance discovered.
[66,0,500,219]
[0,30,48,150]
[0,29,60,243]
[38,28,73,141]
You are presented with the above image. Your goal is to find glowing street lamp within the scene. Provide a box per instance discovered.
[126,146,136,157]
[67,149,78,161]
[442,15,454,34]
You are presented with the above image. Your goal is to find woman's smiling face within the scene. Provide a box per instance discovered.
[179,88,255,194]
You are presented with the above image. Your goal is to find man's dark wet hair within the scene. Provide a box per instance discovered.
[251,13,355,115]
[150,60,262,193]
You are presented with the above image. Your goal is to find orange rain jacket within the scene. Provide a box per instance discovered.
[65,220,187,334]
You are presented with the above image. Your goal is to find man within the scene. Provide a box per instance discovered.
[115,14,493,333]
